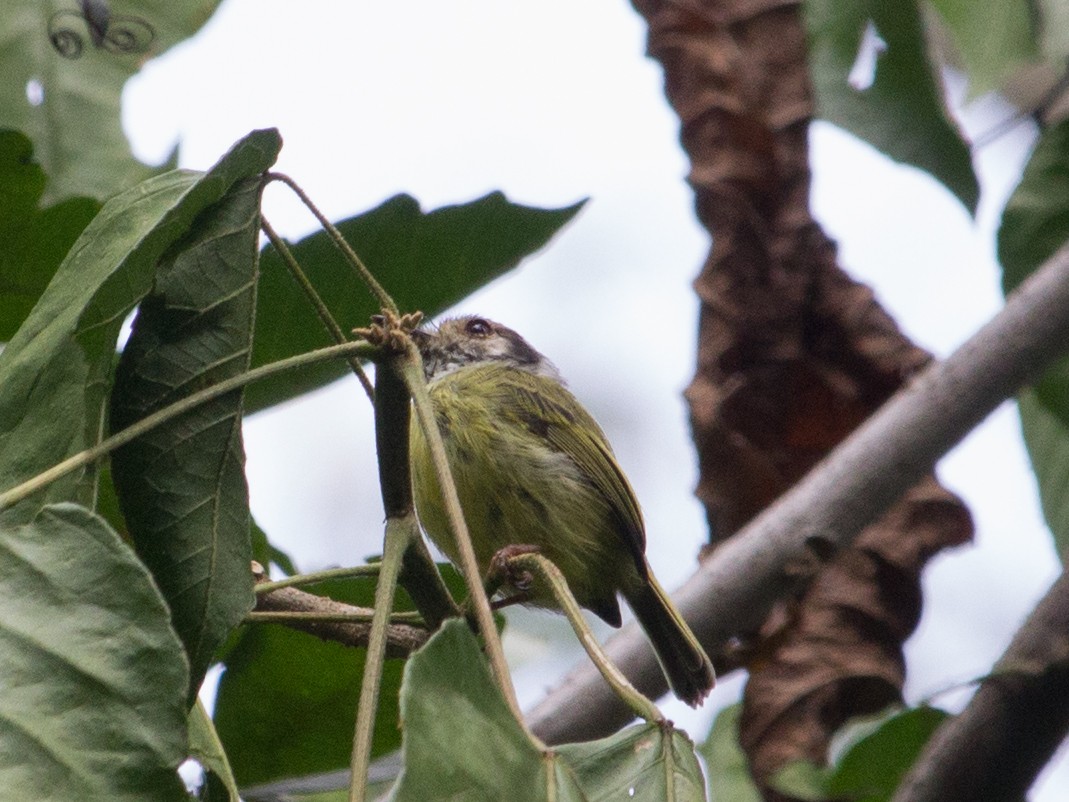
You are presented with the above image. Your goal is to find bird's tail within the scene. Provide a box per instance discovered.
[624,573,715,707]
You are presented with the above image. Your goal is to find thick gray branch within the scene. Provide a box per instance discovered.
[528,242,1069,744]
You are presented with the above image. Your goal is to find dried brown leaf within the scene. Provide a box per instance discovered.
[632,0,975,796]
[739,479,972,795]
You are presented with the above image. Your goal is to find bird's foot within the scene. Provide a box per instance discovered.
[487,544,542,595]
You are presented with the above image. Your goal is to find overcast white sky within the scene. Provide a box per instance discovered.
[123,0,1066,795]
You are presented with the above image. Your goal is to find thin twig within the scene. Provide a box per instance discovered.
[261,216,375,401]
[348,514,412,802]
[255,564,382,594]
[509,552,664,723]
[0,341,379,512]
[267,172,397,315]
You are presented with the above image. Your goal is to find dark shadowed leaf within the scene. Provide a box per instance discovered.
[998,118,1069,559]
[214,575,406,787]
[0,129,99,341]
[0,128,281,524]
[110,174,265,701]
[0,1,224,202]
[391,620,587,801]
[805,0,979,213]
[0,504,188,800]
[214,562,466,789]
[247,193,584,413]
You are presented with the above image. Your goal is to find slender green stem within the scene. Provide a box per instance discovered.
[510,553,664,724]
[267,172,398,315]
[399,342,524,721]
[261,216,375,402]
[0,340,379,511]
[348,514,412,802]
[255,564,382,593]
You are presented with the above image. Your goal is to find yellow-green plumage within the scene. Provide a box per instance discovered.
[409,317,714,706]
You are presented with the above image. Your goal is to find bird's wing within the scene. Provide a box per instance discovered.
[496,368,648,578]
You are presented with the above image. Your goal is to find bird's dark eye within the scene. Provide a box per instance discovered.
[466,317,493,336]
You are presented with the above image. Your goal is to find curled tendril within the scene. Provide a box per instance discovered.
[101,17,155,54]
[48,11,86,58]
[47,1,155,60]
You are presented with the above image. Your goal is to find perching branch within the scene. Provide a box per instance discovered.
[251,565,428,658]
[892,567,1069,802]
[528,240,1069,744]
[506,551,663,724]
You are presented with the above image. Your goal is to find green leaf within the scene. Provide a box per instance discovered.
[768,706,949,802]
[1019,389,1069,558]
[698,703,761,802]
[998,119,1069,294]
[927,0,1037,96]
[805,0,979,213]
[998,118,1069,558]
[247,193,584,413]
[189,699,241,802]
[0,128,281,524]
[0,129,99,341]
[0,1,224,202]
[110,174,264,701]
[825,705,948,800]
[392,620,587,802]
[0,503,188,800]
[213,576,407,787]
[559,724,708,801]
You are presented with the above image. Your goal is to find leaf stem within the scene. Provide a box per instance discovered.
[0,341,379,512]
[254,564,382,593]
[348,513,412,802]
[266,172,398,315]
[261,216,375,401]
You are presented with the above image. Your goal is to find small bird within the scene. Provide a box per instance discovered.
[408,316,714,706]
